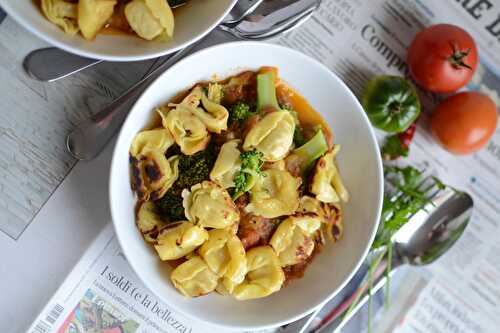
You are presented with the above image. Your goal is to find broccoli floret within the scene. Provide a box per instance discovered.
[257,71,281,112]
[155,189,185,221]
[291,129,329,175]
[240,150,264,171]
[175,143,216,190]
[155,142,217,220]
[229,101,253,124]
[232,150,264,199]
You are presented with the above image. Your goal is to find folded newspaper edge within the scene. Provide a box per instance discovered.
[26,224,237,333]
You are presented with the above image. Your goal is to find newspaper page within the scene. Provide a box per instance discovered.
[27,0,500,332]
[26,224,236,333]
[275,0,500,332]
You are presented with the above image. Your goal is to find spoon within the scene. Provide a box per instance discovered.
[285,186,473,333]
[23,0,265,82]
[66,0,321,160]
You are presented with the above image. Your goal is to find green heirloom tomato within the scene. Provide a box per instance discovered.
[362,76,421,133]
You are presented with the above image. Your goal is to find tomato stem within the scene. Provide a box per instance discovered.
[388,101,402,114]
[448,42,472,70]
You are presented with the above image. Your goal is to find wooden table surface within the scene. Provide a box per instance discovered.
[0,16,158,240]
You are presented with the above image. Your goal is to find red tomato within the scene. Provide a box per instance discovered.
[430,92,497,155]
[408,24,478,93]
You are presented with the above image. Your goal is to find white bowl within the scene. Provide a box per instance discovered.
[109,42,383,330]
[0,0,236,61]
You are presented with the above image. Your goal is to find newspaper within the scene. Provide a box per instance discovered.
[26,224,236,333]
[26,0,500,332]
[275,0,500,332]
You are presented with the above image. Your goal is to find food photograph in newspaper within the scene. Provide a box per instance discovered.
[57,289,139,333]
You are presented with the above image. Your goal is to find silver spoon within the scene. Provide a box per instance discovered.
[304,187,473,333]
[23,0,264,82]
[66,0,321,160]
[325,191,472,332]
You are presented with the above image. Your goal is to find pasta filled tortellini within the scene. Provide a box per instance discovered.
[270,215,322,266]
[243,111,295,161]
[310,147,350,203]
[233,246,285,300]
[171,256,219,297]
[298,196,326,220]
[78,0,117,40]
[41,0,79,35]
[182,181,239,229]
[130,128,174,157]
[158,106,210,155]
[196,92,229,133]
[323,203,344,242]
[210,140,242,188]
[125,0,174,41]
[130,150,179,201]
[170,86,229,134]
[199,229,247,293]
[207,83,224,104]
[153,222,208,260]
[299,196,344,244]
[246,169,300,218]
[136,201,169,239]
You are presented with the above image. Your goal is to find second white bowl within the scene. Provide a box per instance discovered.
[0,0,236,61]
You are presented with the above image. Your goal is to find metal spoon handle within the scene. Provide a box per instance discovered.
[315,261,395,333]
[220,0,320,39]
[66,44,194,160]
[23,48,102,82]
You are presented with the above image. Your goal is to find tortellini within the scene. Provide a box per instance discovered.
[158,106,210,155]
[170,86,229,134]
[298,196,344,244]
[125,0,174,40]
[207,83,224,104]
[136,201,169,241]
[233,246,285,300]
[243,111,295,161]
[182,181,239,229]
[246,169,300,218]
[130,128,174,157]
[130,150,179,201]
[210,140,242,188]
[153,222,208,260]
[129,128,177,200]
[41,0,79,35]
[298,196,326,220]
[199,229,247,293]
[323,203,344,242]
[171,256,219,297]
[196,92,229,133]
[78,0,117,40]
[310,147,350,203]
[173,86,202,109]
[270,215,322,266]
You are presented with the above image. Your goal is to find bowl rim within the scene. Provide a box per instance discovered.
[0,0,237,62]
[109,41,384,329]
